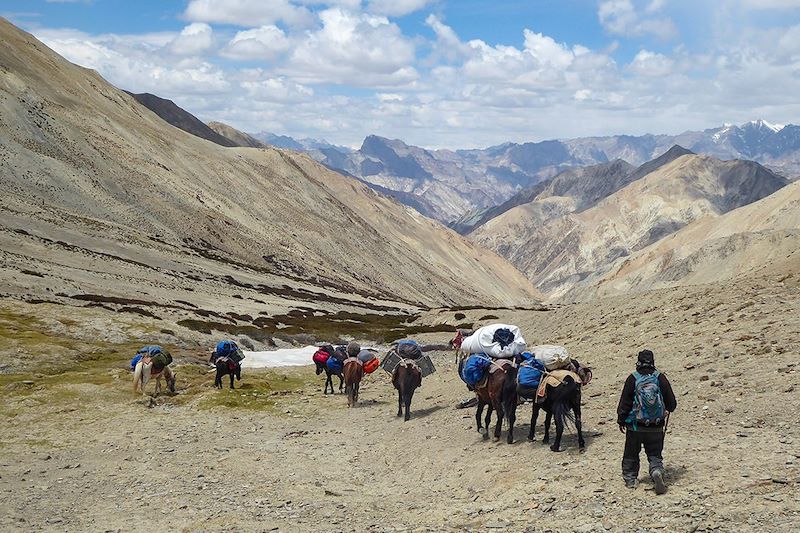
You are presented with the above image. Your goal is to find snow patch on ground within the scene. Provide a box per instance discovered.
[241,346,318,368]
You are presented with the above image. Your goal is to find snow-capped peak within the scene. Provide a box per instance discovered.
[747,119,784,132]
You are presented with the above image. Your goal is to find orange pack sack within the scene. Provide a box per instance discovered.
[363,358,380,374]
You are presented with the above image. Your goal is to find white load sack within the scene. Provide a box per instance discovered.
[459,324,526,359]
[532,345,571,370]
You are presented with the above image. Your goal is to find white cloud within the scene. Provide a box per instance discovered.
[425,14,469,62]
[184,0,314,28]
[367,0,431,17]
[221,25,290,61]
[285,8,418,86]
[598,0,677,40]
[628,49,675,76]
[241,76,314,102]
[169,23,214,56]
[35,28,230,95]
[741,0,800,8]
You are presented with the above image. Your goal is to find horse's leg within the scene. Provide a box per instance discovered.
[506,397,516,445]
[354,381,360,404]
[403,385,414,422]
[338,373,344,393]
[229,370,235,389]
[493,398,504,441]
[214,368,221,389]
[529,403,539,441]
[476,399,485,432]
[551,409,565,452]
[574,399,585,451]
[397,387,403,417]
[543,410,552,444]
[484,403,493,441]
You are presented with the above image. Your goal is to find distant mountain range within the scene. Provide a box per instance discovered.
[124,91,799,226]
[246,120,800,225]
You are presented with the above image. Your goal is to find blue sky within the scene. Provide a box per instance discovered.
[4,1,800,148]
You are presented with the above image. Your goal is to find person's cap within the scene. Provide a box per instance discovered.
[637,349,655,367]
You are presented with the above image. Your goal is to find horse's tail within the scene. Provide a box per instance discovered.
[502,365,518,426]
[552,376,579,429]
[133,362,143,393]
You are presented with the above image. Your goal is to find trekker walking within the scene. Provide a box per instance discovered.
[617,349,677,494]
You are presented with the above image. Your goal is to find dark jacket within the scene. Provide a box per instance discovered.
[617,368,676,429]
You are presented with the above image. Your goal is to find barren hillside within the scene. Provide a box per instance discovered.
[0,18,539,324]
[471,152,788,299]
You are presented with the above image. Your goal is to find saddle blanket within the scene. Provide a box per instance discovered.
[536,369,581,399]
[489,358,514,374]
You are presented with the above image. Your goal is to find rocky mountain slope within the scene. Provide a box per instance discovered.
[207,121,269,149]
[569,179,800,299]
[124,91,237,148]
[470,150,789,299]
[0,18,539,326]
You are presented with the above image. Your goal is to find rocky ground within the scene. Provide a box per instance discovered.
[1,274,799,532]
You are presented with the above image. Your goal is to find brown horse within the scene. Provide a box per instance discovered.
[343,358,364,407]
[475,359,518,443]
[392,360,422,421]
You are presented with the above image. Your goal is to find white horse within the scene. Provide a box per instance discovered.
[133,359,176,397]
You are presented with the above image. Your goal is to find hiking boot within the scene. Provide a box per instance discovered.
[652,469,667,495]
[624,478,637,489]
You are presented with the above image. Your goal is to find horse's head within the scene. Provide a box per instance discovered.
[577,366,592,386]
[314,362,325,375]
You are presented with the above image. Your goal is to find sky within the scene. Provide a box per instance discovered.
[4,0,800,148]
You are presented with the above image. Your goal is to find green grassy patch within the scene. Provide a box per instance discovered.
[174,364,319,413]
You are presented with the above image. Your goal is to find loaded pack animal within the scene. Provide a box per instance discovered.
[528,361,593,452]
[313,345,345,394]
[343,358,364,407]
[212,355,241,389]
[211,340,244,389]
[474,358,519,443]
[392,357,422,421]
[133,358,176,397]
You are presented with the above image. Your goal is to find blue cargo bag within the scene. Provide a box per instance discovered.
[517,354,545,389]
[460,353,492,386]
[326,355,344,374]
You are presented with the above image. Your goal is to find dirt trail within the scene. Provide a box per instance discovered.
[1,278,799,532]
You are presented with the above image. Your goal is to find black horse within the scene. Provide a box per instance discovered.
[315,361,344,394]
[214,358,241,389]
[528,362,592,452]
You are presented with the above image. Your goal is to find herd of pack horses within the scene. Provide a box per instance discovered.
[131,328,594,453]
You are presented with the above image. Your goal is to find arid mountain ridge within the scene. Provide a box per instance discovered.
[470,147,793,299]
[0,17,540,335]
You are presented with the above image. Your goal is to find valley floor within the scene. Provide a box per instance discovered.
[1,276,799,532]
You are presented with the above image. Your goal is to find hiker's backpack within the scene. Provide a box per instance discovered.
[627,371,665,427]
[517,356,545,389]
[460,354,492,386]
[326,355,344,374]
[313,348,331,366]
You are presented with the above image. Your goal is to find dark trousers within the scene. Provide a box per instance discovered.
[622,428,664,481]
